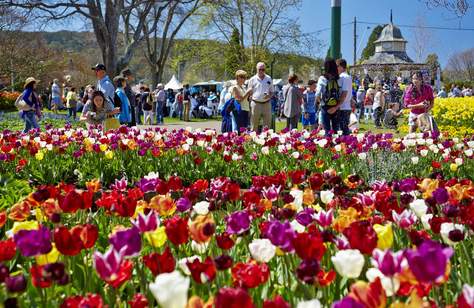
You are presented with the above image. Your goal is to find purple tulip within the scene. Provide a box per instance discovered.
[332,297,364,308]
[405,240,453,283]
[314,209,334,228]
[295,208,315,226]
[5,275,27,293]
[262,185,281,202]
[225,210,251,235]
[176,197,192,212]
[432,187,449,205]
[132,211,159,233]
[392,209,417,229]
[14,226,52,257]
[397,178,418,192]
[264,220,295,252]
[136,177,158,193]
[0,264,9,283]
[335,235,350,250]
[109,227,141,257]
[93,246,125,281]
[371,249,404,276]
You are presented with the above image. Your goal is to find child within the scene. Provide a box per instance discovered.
[66,87,78,121]
[302,79,318,131]
[383,103,402,131]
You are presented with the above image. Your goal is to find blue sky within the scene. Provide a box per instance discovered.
[295,0,474,67]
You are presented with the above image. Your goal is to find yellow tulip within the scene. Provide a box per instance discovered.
[450,163,458,172]
[35,151,44,160]
[99,144,108,152]
[373,223,394,250]
[105,150,114,159]
[144,226,167,248]
[36,243,60,265]
[11,220,39,234]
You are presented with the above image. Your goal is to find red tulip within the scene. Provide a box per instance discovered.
[143,247,176,276]
[0,238,16,262]
[263,295,290,308]
[215,287,254,308]
[231,261,270,289]
[343,220,378,255]
[54,226,83,256]
[165,216,189,246]
[61,293,105,308]
[186,257,216,284]
[292,230,326,261]
[216,232,235,250]
[30,265,53,288]
[128,293,149,308]
[71,224,98,249]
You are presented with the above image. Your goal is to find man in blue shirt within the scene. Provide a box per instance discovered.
[92,63,115,106]
[302,79,318,131]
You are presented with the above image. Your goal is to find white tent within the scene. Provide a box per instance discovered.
[165,75,182,90]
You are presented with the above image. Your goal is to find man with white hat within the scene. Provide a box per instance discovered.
[154,83,166,124]
[248,62,273,131]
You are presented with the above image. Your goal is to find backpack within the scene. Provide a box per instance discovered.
[113,92,122,111]
[322,78,340,107]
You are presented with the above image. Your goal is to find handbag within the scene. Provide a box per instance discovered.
[15,94,32,111]
[104,117,120,131]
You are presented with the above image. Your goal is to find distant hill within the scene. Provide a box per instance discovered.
[32,31,322,84]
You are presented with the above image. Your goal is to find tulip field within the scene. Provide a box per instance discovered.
[0,125,473,308]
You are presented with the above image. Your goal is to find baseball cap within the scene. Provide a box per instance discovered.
[91,63,106,71]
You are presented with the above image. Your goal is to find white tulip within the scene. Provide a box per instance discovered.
[331,249,365,278]
[366,268,400,296]
[421,214,433,230]
[358,152,367,160]
[261,146,270,155]
[291,151,300,159]
[440,223,465,246]
[249,239,276,263]
[193,201,210,216]
[411,156,419,165]
[191,241,209,254]
[320,190,334,204]
[420,149,428,157]
[149,271,190,308]
[290,220,306,233]
[178,256,201,275]
[455,158,463,166]
[409,199,428,218]
[290,189,303,211]
[296,299,321,308]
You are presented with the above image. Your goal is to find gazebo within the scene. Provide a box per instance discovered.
[352,16,427,81]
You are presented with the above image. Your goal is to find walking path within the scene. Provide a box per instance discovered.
[137,120,222,131]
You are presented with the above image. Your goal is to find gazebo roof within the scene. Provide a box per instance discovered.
[364,51,414,65]
[375,23,407,43]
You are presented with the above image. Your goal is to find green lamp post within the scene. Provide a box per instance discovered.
[330,0,342,59]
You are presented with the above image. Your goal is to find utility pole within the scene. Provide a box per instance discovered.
[330,0,341,59]
[353,16,357,65]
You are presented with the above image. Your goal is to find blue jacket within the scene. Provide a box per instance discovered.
[116,88,131,123]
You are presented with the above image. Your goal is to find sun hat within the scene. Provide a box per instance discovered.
[24,77,39,88]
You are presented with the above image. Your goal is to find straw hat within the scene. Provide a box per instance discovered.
[24,77,39,88]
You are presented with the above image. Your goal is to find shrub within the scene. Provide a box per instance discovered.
[0,91,21,111]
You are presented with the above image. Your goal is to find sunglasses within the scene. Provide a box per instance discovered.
[258,68,265,71]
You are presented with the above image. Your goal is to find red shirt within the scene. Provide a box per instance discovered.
[404,84,434,115]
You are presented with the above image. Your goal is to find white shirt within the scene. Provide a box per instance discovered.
[248,74,273,102]
[373,91,383,109]
[338,72,352,110]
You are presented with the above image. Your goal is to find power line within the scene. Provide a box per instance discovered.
[357,20,474,31]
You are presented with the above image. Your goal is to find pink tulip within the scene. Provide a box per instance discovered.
[313,209,333,228]
[392,209,417,229]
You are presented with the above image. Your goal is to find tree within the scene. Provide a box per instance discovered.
[224,29,246,78]
[360,25,383,61]
[1,0,160,75]
[201,0,318,73]
[446,48,474,81]
[421,0,471,16]
[411,15,434,63]
[143,0,202,86]
[425,53,441,76]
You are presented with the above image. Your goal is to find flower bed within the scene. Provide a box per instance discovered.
[0,170,473,307]
[432,97,474,136]
[0,91,20,111]
[1,127,474,189]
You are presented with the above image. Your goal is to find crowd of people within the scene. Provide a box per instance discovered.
[15,59,473,134]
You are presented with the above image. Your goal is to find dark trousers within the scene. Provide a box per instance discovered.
[338,110,351,136]
[235,110,249,133]
[321,108,339,136]
[374,107,383,127]
[286,115,299,130]
[68,108,77,120]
